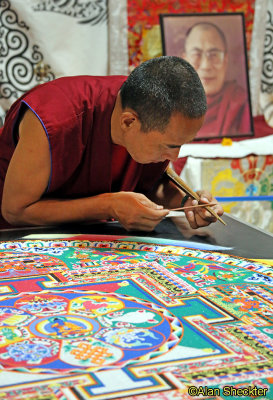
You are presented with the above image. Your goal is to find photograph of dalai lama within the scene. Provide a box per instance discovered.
[160,13,253,140]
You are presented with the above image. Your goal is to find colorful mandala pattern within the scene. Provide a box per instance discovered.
[0,290,182,373]
[0,237,272,399]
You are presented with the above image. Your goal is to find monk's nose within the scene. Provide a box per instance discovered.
[165,148,180,162]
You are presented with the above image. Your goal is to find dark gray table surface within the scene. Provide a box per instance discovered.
[0,213,272,259]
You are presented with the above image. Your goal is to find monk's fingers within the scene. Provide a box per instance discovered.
[196,190,214,203]
[185,208,215,229]
[124,220,160,232]
[123,213,168,232]
[194,192,224,219]
[184,210,197,229]
[195,204,218,221]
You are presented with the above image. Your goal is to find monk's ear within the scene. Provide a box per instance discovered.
[120,111,140,131]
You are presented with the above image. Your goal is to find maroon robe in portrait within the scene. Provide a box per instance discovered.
[196,80,251,139]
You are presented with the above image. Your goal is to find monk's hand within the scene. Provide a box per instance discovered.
[183,190,224,229]
[111,192,169,231]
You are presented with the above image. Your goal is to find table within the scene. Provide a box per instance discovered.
[0,214,272,259]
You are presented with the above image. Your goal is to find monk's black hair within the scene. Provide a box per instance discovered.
[185,22,227,53]
[120,56,207,133]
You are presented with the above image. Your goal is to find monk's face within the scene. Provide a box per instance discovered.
[123,113,204,164]
[183,25,228,96]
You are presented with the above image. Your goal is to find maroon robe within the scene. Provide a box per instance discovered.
[0,76,168,229]
[196,80,252,139]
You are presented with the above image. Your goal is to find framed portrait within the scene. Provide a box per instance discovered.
[160,13,254,141]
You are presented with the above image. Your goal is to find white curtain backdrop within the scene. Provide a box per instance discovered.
[108,0,129,75]
[0,0,128,119]
[249,0,273,126]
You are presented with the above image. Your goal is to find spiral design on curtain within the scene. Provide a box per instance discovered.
[261,10,273,94]
[0,0,55,102]
[33,0,108,25]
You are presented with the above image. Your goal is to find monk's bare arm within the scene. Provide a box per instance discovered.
[1,109,168,229]
[1,109,113,225]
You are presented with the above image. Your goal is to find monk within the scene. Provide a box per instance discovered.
[182,22,251,138]
[0,56,223,231]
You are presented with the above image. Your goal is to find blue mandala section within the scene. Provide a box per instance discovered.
[0,290,183,373]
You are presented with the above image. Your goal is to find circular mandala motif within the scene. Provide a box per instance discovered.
[0,290,183,373]
[0,252,67,278]
[30,315,100,339]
